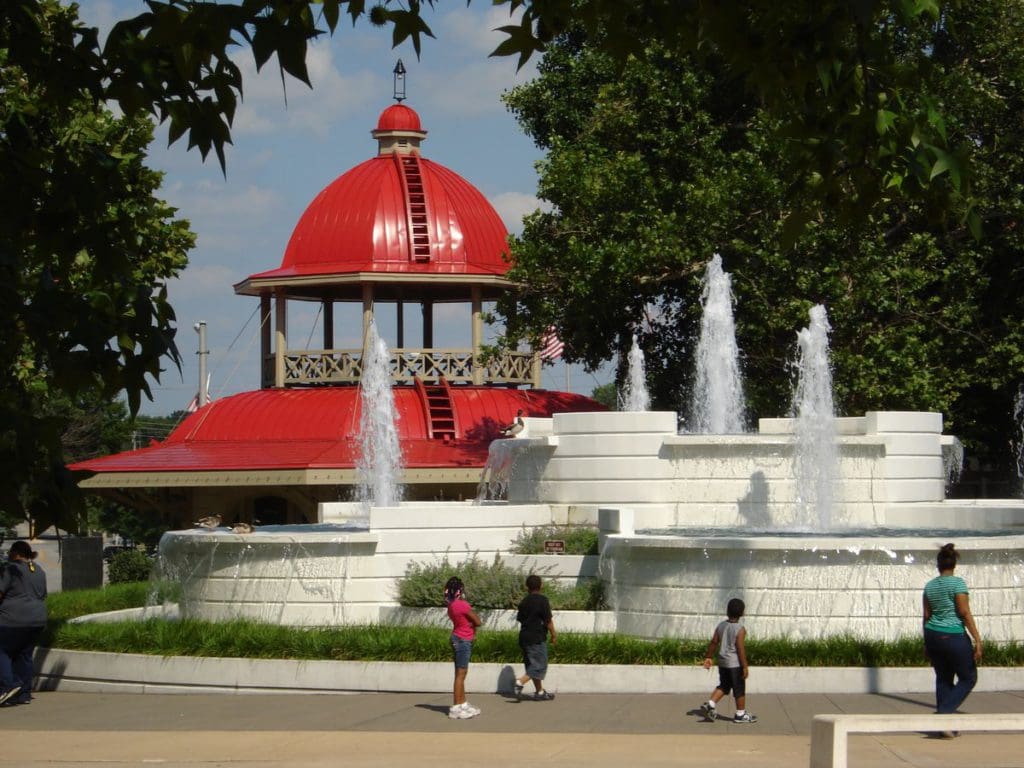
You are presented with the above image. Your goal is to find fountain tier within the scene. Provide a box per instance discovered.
[600,509,1024,640]
[156,411,1024,641]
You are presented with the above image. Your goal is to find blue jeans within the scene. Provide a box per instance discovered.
[0,625,43,698]
[924,628,977,714]
[450,635,473,669]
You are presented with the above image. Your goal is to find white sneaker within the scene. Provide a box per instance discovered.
[449,702,480,719]
[0,687,21,706]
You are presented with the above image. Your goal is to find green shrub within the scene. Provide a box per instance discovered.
[396,553,605,610]
[510,525,599,555]
[107,549,153,584]
[398,554,524,609]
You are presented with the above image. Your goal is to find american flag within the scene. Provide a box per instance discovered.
[539,326,565,361]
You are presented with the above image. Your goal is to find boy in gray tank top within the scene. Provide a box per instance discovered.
[698,598,757,723]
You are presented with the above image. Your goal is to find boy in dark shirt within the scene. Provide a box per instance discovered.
[514,574,557,700]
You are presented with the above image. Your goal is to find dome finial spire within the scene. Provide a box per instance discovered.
[393,59,407,103]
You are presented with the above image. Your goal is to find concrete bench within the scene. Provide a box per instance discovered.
[810,712,1024,768]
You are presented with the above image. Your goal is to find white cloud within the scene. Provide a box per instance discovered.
[187,181,280,218]
[168,264,239,301]
[409,7,537,119]
[163,182,283,255]
[438,5,528,57]
[87,1,128,39]
[490,191,548,234]
[231,43,384,138]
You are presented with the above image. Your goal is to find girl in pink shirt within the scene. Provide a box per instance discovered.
[445,576,482,719]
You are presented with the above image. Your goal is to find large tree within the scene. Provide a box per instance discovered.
[1,3,194,529]
[498,3,1024,471]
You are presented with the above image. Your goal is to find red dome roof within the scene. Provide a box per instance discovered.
[376,104,423,132]
[243,105,510,283]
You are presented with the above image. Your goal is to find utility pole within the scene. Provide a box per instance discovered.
[195,321,209,408]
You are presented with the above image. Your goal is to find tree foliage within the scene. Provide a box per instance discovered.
[499,4,1024,469]
[1,2,194,529]
[486,0,979,236]
[3,0,1020,528]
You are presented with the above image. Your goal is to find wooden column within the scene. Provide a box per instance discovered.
[422,300,433,347]
[362,283,374,352]
[274,288,287,388]
[260,294,272,388]
[471,286,483,385]
[396,300,405,349]
[322,300,334,351]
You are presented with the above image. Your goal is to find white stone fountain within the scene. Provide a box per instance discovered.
[155,260,1024,642]
[156,404,1024,639]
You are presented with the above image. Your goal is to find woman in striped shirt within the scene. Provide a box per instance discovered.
[922,543,983,717]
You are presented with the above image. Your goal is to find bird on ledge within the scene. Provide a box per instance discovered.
[193,514,222,530]
[232,522,256,534]
[500,409,526,437]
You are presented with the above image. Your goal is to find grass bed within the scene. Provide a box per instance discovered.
[44,586,1024,666]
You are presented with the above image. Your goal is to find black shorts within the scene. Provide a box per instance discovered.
[717,666,745,697]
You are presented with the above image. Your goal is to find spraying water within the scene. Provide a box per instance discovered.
[1014,386,1024,496]
[791,304,840,531]
[356,321,403,509]
[690,254,746,433]
[620,335,650,411]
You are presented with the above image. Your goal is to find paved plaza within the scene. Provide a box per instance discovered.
[0,689,1021,767]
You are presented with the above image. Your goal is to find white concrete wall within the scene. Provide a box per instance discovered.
[599,532,1024,641]
[160,504,600,626]
[505,410,952,529]
[39,647,1024,695]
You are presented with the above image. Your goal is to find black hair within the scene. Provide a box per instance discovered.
[525,574,542,591]
[444,576,464,604]
[937,542,959,572]
[727,598,745,620]
[8,541,36,561]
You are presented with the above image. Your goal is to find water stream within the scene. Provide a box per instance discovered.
[356,321,403,510]
[690,254,746,434]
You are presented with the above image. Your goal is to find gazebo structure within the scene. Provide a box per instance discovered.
[70,97,601,527]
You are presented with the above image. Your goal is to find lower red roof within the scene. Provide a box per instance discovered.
[70,387,603,475]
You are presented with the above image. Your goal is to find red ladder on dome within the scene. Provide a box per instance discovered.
[395,153,432,261]
[415,377,458,441]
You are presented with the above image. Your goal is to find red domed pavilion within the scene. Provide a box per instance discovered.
[71,96,601,525]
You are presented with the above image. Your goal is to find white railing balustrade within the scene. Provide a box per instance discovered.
[272,348,537,386]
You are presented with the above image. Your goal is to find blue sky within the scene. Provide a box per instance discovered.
[85,2,614,416]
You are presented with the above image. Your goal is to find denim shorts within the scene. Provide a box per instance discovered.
[521,641,549,680]
[450,634,473,669]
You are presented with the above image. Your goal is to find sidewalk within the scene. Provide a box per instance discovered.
[1,690,1021,766]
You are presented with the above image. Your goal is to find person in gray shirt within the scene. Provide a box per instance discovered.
[0,541,48,705]
[698,598,757,723]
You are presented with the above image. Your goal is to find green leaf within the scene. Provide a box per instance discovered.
[875,109,896,135]
[928,147,961,189]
